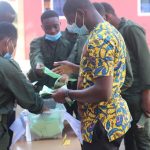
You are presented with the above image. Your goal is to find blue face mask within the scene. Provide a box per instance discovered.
[67,12,89,36]
[3,52,12,60]
[45,32,62,42]
[67,23,89,36]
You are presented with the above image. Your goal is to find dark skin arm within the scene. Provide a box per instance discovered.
[52,76,113,104]
[52,61,79,75]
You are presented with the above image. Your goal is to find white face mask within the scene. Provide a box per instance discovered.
[67,12,89,36]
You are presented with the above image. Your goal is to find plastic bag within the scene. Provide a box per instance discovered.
[26,103,66,141]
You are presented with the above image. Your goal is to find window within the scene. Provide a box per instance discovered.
[138,0,150,16]
[52,0,66,17]
[43,0,51,11]
[43,0,66,18]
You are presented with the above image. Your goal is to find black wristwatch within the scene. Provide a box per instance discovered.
[65,90,73,103]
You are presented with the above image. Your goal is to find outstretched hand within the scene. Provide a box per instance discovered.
[52,61,79,75]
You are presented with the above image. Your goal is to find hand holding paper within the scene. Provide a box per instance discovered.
[52,85,68,104]
[54,75,69,89]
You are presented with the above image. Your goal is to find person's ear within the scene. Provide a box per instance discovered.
[76,9,86,26]
[1,38,10,53]
[105,14,111,22]
[0,39,7,55]
[102,15,106,21]
[76,9,85,17]
[4,38,9,47]
[77,9,86,22]
[41,24,45,31]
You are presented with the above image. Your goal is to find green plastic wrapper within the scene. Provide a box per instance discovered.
[43,67,77,82]
[41,67,76,106]
[43,67,61,79]
[28,104,66,140]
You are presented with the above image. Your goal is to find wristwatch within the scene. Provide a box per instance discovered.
[65,90,74,106]
[65,90,72,101]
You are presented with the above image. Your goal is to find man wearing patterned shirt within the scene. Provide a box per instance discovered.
[52,0,132,149]
[100,3,150,150]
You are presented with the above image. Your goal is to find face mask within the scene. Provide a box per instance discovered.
[45,32,62,42]
[3,52,12,60]
[67,12,89,36]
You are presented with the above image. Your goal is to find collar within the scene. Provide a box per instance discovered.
[118,18,126,31]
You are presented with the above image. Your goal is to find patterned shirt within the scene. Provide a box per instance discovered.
[78,21,132,143]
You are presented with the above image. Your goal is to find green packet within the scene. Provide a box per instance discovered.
[39,85,75,106]
[43,67,61,78]
[43,67,77,82]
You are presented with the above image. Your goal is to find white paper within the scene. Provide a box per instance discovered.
[24,115,32,142]
[32,81,38,86]
[64,112,83,144]
[9,116,25,147]
[61,85,68,90]
[39,85,54,95]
